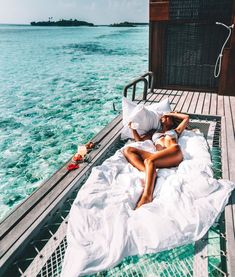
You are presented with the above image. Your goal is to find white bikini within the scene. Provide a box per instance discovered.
[152,129,178,145]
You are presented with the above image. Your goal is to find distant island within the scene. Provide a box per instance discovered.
[109,21,137,27]
[30,19,148,27]
[30,19,94,27]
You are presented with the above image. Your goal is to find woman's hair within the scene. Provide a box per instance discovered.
[171,116,183,129]
[160,114,190,130]
[170,115,191,130]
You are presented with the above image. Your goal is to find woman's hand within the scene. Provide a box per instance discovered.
[128,122,132,129]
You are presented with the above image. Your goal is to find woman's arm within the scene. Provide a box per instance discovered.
[167,112,189,135]
[128,122,155,142]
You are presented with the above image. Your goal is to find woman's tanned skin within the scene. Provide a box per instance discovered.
[123,112,189,209]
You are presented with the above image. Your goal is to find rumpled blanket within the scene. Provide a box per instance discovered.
[61,129,235,277]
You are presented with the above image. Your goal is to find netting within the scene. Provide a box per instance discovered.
[7,116,226,277]
[37,117,225,277]
[169,0,233,22]
[38,238,67,277]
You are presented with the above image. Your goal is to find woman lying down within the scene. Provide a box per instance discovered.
[124,111,188,209]
[61,112,235,277]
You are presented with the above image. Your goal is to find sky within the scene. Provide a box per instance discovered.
[0,0,148,25]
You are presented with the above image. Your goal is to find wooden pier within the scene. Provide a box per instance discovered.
[0,87,234,276]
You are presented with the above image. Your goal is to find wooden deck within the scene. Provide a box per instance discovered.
[0,89,235,276]
[145,89,235,276]
[147,89,235,182]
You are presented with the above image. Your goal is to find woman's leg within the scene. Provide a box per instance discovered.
[136,145,183,208]
[136,159,157,208]
[123,146,152,172]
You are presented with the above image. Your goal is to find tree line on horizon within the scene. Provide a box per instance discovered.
[30,19,148,27]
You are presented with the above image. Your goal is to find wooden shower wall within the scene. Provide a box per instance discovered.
[149,0,235,96]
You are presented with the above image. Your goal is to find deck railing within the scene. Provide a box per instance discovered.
[123,71,154,100]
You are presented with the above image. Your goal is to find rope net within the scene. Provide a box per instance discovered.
[7,116,226,277]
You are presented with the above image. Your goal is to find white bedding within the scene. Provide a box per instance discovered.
[61,129,235,277]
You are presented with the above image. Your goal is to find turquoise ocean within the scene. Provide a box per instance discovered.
[0,25,148,220]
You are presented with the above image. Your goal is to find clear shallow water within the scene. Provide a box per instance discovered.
[0,25,148,220]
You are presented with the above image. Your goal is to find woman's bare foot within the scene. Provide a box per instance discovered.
[135,194,152,209]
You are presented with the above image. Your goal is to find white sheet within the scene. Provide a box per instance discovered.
[61,130,235,277]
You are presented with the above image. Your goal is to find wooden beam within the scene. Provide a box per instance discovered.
[209,93,217,115]
[218,16,235,96]
[0,120,124,274]
[202,93,211,115]
[149,22,167,88]
[149,1,169,22]
[188,92,199,114]
[0,114,123,241]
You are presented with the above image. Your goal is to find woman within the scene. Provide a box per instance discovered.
[123,111,189,209]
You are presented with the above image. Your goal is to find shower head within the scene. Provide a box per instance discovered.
[216,22,234,30]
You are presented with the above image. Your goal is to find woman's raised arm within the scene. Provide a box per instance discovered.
[167,112,189,135]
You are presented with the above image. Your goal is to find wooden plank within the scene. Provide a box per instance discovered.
[188,92,199,114]
[221,94,235,277]
[155,89,175,109]
[224,195,235,277]
[218,20,235,97]
[195,92,205,114]
[170,90,178,96]
[163,85,216,93]
[150,1,169,22]
[0,114,123,240]
[170,90,181,110]
[0,120,124,272]
[174,91,188,112]
[144,91,161,106]
[159,90,174,104]
[173,91,185,111]
[0,164,68,238]
[167,90,176,105]
[229,96,235,138]
[181,91,194,113]
[220,115,235,277]
[209,93,217,115]
[193,234,208,277]
[0,117,123,256]
[217,95,224,116]
[150,89,166,102]
[171,93,181,111]
[202,93,211,115]
[144,89,165,106]
[151,89,168,103]
[224,96,235,182]
[176,91,184,96]
[149,22,167,88]
[221,116,229,179]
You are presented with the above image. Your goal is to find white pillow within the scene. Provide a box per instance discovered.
[122,105,159,139]
[146,97,172,115]
[122,97,137,126]
[121,97,172,140]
